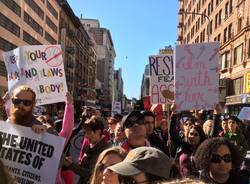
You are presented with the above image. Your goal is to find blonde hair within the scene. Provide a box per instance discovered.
[12,85,36,101]
[90,147,127,184]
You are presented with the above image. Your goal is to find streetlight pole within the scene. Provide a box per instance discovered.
[179,10,211,42]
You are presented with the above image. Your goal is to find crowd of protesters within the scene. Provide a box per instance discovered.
[0,85,250,184]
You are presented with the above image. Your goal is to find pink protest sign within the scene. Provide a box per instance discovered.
[175,43,219,111]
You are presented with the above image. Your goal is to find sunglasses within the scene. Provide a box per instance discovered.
[211,154,232,163]
[125,119,144,128]
[12,98,33,106]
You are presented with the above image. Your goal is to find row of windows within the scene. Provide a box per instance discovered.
[47,1,58,20]
[23,31,41,45]
[0,12,20,37]
[24,11,43,36]
[45,32,56,44]
[184,0,233,38]
[24,0,44,20]
[0,0,21,17]
[0,37,17,51]
[220,39,250,70]
[0,60,7,77]
[46,16,57,33]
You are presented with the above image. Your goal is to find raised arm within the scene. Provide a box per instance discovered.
[59,92,74,145]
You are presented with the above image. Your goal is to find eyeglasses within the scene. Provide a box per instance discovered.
[11,98,33,106]
[211,154,232,163]
[125,119,144,128]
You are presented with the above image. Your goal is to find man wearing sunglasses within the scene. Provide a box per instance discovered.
[7,86,46,133]
[121,111,150,152]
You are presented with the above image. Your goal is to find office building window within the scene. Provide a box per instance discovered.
[46,16,57,33]
[233,77,243,95]
[218,33,221,42]
[221,51,230,69]
[24,0,44,19]
[23,31,41,45]
[229,0,233,13]
[233,44,243,65]
[211,0,214,12]
[238,18,242,32]
[0,12,20,37]
[0,37,17,51]
[224,27,228,43]
[215,14,218,29]
[218,9,222,25]
[24,12,43,36]
[225,2,229,19]
[0,60,7,77]
[45,32,56,44]
[47,1,58,20]
[0,0,21,17]
[228,23,233,39]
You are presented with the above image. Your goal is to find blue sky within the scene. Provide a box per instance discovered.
[68,0,178,99]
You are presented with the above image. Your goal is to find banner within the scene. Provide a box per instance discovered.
[245,73,250,93]
[149,54,174,104]
[3,45,68,105]
[175,43,219,111]
[0,122,65,184]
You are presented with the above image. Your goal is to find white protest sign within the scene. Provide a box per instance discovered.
[113,101,121,114]
[3,45,68,105]
[175,43,219,111]
[0,122,65,184]
[238,107,250,120]
[149,54,174,104]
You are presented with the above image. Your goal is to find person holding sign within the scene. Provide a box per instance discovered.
[6,85,48,134]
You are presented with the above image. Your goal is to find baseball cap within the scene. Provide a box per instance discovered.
[121,111,144,129]
[108,146,172,179]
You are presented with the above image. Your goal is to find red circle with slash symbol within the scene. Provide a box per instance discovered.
[45,45,63,67]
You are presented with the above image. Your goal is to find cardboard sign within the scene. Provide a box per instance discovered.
[3,45,68,105]
[149,54,174,104]
[175,43,219,111]
[0,121,65,184]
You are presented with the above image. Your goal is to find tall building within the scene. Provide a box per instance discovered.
[140,64,150,98]
[0,0,60,95]
[114,68,124,108]
[57,0,97,111]
[177,0,250,115]
[81,18,116,111]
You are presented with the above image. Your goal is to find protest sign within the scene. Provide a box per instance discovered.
[112,101,121,114]
[149,54,174,104]
[3,45,68,105]
[0,121,65,184]
[238,107,250,121]
[175,43,219,111]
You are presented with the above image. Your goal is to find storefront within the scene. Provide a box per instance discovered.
[225,94,250,115]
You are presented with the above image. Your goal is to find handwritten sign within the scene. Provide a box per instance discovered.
[0,122,65,184]
[175,43,219,111]
[149,54,174,104]
[3,45,68,105]
[238,107,250,120]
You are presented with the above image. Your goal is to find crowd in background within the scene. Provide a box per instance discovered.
[0,85,250,184]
